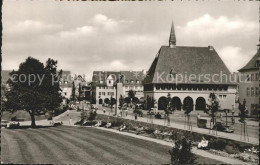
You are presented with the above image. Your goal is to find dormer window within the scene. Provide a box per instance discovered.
[131,80,134,83]
[100,80,103,83]
[109,80,111,84]
[64,81,68,84]
[136,80,140,83]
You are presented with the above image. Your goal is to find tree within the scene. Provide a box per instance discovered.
[5,57,62,128]
[238,99,247,123]
[205,93,219,126]
[119,95,124,108]
[104,98,110,104]
[132,97,139,104]
[124,97,131,104]
[71,81,76,101]
[128,89,135,99]
[169,137,196,165]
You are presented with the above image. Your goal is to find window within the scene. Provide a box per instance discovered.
[246,75,250,81]
[251,87,255,96]
[100,80,103,83]
[223,95,227,99]
[256,73,259,81]
[255,87,259,96]
[247,88,250,96]
[251,74,255,81]
[219,95,222,99]
[109,80,111,84]
[99,92,101,96]
[131,80,134,83]
[136,80,140,83]
[111,92,114,96]
[102,92,105,96]
[64,92,67,96]
[64,81,68,84]
[125,80,128,83]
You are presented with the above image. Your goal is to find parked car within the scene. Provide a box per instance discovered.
[213,122,234,133]
[1,120,9,128]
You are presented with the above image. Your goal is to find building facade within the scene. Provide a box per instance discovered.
[92,71,145,105]
[59,71,73,104]
[238,44,260,116]
[143,23,237,111]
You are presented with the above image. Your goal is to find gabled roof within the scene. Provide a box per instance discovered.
[238,49,260,72]
[143,46,233,84]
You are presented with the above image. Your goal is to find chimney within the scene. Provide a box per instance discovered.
[208,45,214,51]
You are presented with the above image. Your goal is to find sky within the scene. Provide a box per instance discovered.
[2,0,259,81]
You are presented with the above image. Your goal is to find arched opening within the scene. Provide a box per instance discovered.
[195,97,206,111]
[183,96,193,111]
[158,96,168,110]
[171,97,182,110]
[99,98,103,105]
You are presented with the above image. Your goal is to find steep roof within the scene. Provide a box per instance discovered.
[143,46,233,84]
[169,22,176,45]
[238,49,260,72]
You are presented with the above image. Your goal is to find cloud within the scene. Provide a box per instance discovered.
[176,14,258,44]
[218,46,253,72]
[3,20,63,42]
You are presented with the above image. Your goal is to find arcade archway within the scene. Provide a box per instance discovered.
[171,97,182,110]
[183,96,193,111]
[195,97,206,111]
[158,96,168,110]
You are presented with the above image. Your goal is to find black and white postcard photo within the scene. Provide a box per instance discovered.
[1,0,259,164]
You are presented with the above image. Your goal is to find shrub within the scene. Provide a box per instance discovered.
[169,137,196,165]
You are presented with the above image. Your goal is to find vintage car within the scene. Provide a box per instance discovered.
[1,120,9,128]
[213,122,234,133]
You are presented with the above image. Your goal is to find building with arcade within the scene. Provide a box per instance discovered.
[143,23,238,111]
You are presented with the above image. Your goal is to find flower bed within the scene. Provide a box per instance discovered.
[95,114,259,163]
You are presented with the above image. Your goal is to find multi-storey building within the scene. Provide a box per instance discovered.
[59,71,73,104]
[91,71,145,105]
[143,23,238,111]
[238,44,260,116]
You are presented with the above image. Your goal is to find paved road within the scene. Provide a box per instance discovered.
[100,107,259,138]
[1,126,222,164]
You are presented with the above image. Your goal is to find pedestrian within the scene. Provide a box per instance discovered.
[220,113,223,121]
[69,117,72,126]
[135,113,138,120]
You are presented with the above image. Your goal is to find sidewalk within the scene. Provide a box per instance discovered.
[96,108,259,145]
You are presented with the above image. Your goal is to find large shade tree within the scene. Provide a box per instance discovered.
[5,57,62,128]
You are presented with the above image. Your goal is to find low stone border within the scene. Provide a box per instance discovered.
[96,114,259,155]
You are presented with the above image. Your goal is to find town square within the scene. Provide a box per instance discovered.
[1,0,259,164]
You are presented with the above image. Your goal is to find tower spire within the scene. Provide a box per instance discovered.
[169,21,176,48]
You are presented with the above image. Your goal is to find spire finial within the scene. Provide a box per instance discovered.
[169,21,176,48]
